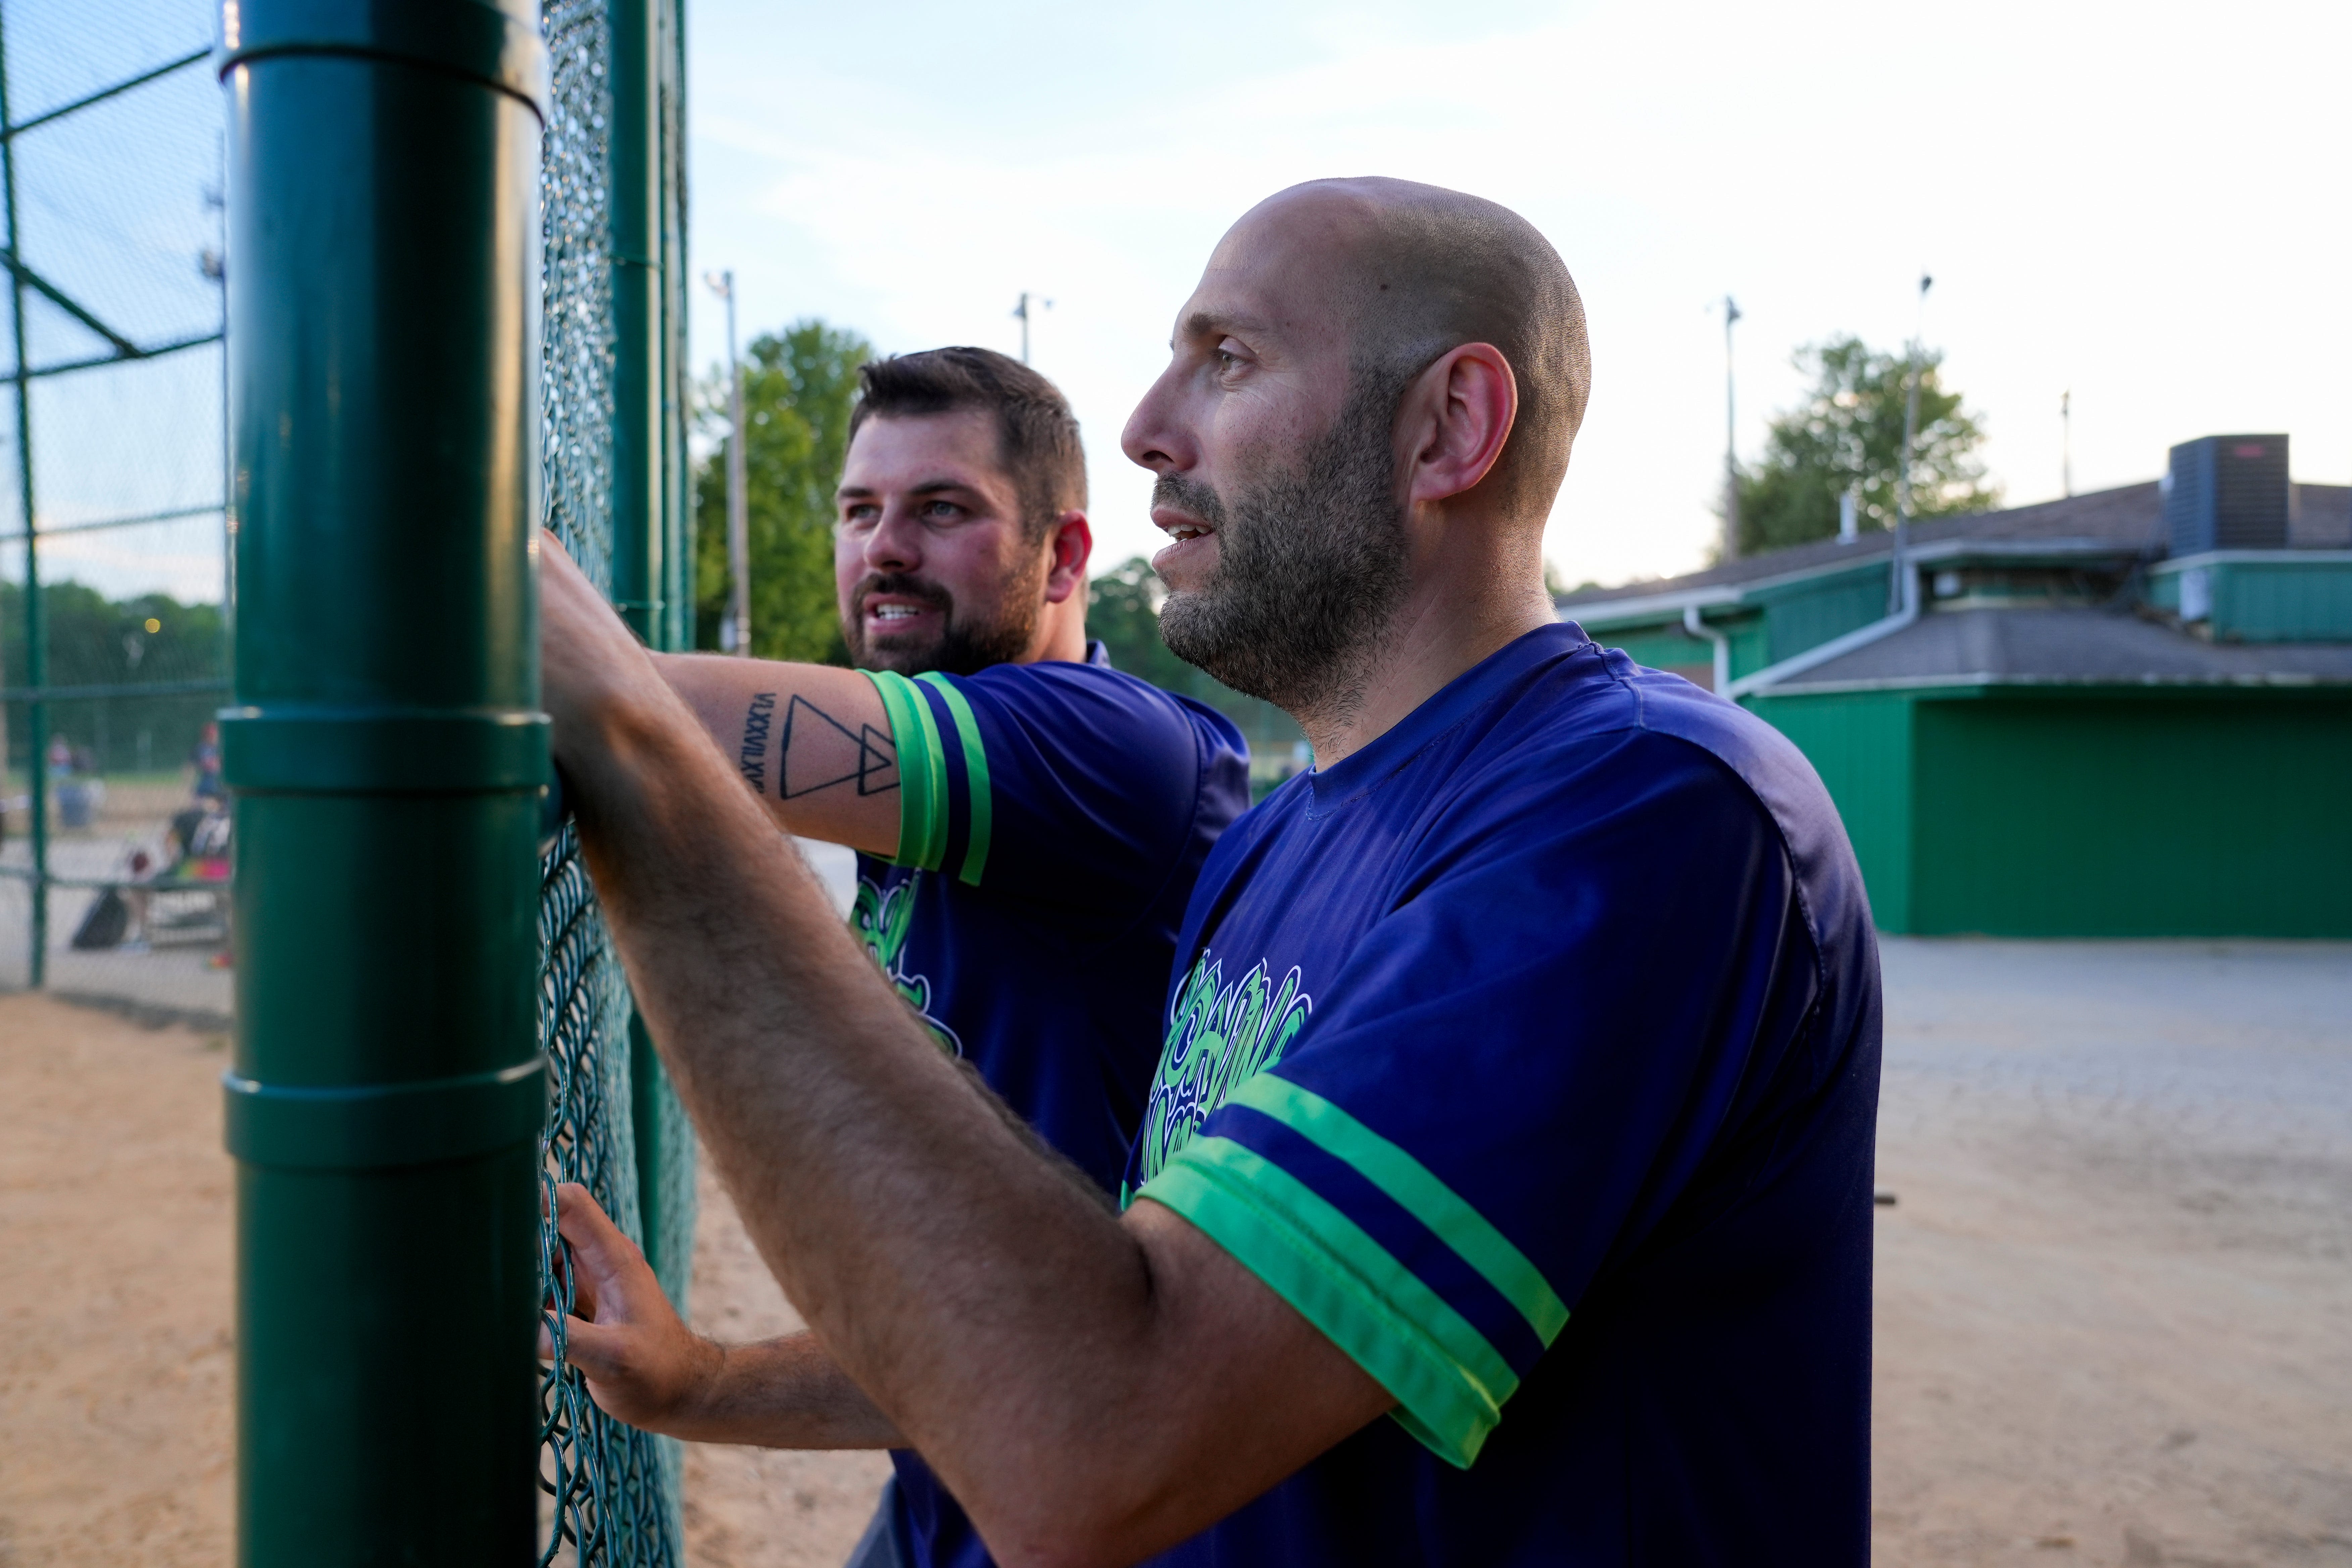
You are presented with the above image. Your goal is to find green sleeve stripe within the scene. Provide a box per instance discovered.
[1233,1074,1570,1344]
[1139,1135,1514,1469]
[860,670,948,870]
[916,673,991,887]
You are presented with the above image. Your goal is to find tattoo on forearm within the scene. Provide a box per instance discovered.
[739,692,777,792]
[760,694,897,800]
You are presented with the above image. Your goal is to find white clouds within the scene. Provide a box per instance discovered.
[688,0,2352,587]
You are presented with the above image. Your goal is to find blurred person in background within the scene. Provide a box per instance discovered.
[188,720,223,802]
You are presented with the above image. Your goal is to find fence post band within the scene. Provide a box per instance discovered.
[216,0,550,116]
[224,1058,548,1170]
[220,708,551,793]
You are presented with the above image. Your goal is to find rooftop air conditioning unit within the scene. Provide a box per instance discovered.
[2165,434,2289,556]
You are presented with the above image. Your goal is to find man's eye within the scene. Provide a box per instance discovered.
[924,501,962,521]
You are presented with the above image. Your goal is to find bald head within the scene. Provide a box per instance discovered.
[1230,177,1590,519]
[1126,179,1587,735]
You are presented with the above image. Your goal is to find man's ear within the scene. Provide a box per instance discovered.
[1401,343,1517,508]
[1042,511,1092,605]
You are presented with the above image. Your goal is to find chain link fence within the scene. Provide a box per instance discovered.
[534,0,693,1559]
[0,3,694,1560]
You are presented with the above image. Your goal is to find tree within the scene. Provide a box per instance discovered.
[1,581,227,774]
[693,318,875,660]
[1085,555,1197,693]
[1734,336,1998,556]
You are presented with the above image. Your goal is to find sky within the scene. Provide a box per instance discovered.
[684,0,2352,591]
[0,0,226,610]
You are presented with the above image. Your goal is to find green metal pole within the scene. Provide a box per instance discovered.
[0,8,48,987]
[610,0,695,1314]
[610,4,695,1530]
[217,4,548,1563]
[610,0,663,646]
[659,0,691,655]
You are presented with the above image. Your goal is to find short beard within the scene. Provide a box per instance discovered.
[1156,375,1410,721]
[842,557,1045,678]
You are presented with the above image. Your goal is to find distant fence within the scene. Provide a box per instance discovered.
[0,0,230,1023]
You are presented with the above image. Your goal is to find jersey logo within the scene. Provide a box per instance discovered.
[849,869,963,1058]
[1134,950,1312,1185]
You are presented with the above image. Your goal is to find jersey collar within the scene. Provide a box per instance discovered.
[1305,622,1595,813]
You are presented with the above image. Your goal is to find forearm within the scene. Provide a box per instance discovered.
[554,661,1387,1566]
[670,1332,908,1449]
[649,651,900,855]
[561,677,1161,1466]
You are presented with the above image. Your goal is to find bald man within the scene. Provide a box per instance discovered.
[541,178,1881,1566]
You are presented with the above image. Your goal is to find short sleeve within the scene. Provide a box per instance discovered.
[1134,736,1816,1467]
[864,662,1248,916]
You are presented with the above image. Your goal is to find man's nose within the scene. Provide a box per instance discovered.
[864,507,923,572]
[1122,364,1195,477]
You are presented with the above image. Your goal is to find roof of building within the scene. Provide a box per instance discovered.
[1556,480,2352,610]
[1766,605,2352,691]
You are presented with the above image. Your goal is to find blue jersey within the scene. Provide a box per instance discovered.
[1123,623,1881,1566]
[855,644,1250,1568]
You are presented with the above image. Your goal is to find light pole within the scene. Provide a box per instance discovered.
[704,270,750,655]
[1722,294,1741,562]
[1892,272,1932,615]
[1013,290,1051,364]
[2061,389,2073,498]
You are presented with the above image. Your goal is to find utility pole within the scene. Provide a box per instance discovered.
[1013,290,1051,364]
[1722,295,1741,562]
[1892,272,1931,614]
[2061,389,2073,497]
[704,270,750,654]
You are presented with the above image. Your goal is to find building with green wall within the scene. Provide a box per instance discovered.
[1557,438,2352,938]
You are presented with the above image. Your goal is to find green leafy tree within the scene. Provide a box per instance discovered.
[694,318,875,660]
[1,581,228,774]
[1735,336,1998,556]
[1085,556,1198,693]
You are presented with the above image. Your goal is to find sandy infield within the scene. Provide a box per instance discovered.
[2,938,2346,1565]
[0,992,886,1568]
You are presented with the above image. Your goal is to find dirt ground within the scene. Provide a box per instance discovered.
[2,938,2346,1566]
[679,1163,891,1567]
[0,993,236,1565]
[1869,939,2352,1567]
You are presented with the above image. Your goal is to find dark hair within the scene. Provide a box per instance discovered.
[847,346,1086,540]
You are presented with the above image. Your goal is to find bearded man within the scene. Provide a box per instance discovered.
[543,179,1881,1566]
[543,345,1249,1568]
